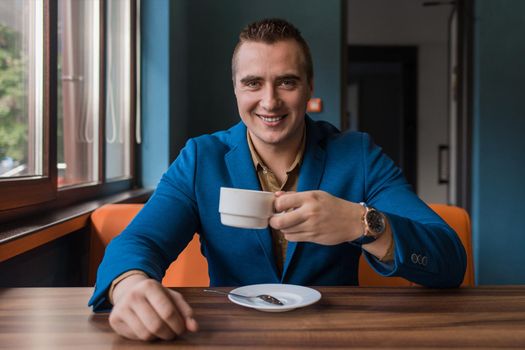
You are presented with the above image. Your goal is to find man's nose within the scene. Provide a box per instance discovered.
[260,85,281,111]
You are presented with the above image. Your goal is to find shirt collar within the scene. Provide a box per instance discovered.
[246,127,306,174]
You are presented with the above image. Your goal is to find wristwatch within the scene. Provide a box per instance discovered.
[353,203,386,245]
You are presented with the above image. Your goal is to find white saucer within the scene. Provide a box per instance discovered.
[228,284,321,312]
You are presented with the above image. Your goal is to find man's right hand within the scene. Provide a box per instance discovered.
[109,274,199,341]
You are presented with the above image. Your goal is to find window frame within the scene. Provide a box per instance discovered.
[0,0,139,223]
[0,0,57,212]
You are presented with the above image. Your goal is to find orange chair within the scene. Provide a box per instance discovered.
[90,203,473,288]
[89,204,209,287]
[358,203,475,287]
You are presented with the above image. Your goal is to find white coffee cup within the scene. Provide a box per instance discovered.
[219,187,275,229]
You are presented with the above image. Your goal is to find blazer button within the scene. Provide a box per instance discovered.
[411,253,418,264]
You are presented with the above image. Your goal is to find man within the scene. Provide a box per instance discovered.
[89,18,466,341]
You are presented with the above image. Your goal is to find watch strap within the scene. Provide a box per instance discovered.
[351,202,376,245]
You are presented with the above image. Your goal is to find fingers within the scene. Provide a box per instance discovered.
[143,285,186,338]
[168,290,199,332]
[186,317,199,332]
[272,191,323,230]
[284,231,315,243]
[272,191,364,246]
[109,279,198,341]
[273,191,302,213]
[270,206,306,230]
[135,298,176,340]
[110,306,153,341]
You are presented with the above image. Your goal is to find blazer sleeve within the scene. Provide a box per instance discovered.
[360,133,467,287]
[88,139,200,311]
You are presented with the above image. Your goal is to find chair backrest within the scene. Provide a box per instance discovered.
[90,203,474,288]
[89,204,209,287]
[358,203,475,287]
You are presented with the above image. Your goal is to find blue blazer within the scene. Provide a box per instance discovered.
[89,117,466,311]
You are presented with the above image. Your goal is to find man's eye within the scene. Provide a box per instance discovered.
[280,80,297,88]
[245,81,260,88]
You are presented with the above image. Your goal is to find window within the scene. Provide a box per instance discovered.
[106,0,132,180]
[57,0,100,187]
[0,0,139,216]
[0,1,44,179]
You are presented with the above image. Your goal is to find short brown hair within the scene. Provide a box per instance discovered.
[231,18,313,83]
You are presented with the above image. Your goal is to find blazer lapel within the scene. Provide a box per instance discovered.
[282,117,327,281]
[224,122,280,281]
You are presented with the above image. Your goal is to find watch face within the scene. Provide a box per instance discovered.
[366,209,386,236]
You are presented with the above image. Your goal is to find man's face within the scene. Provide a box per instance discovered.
[233,40,312,150]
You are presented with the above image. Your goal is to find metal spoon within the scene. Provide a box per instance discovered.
[203,289,284,305]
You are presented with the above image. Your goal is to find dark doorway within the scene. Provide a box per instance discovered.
[347,46,418,191]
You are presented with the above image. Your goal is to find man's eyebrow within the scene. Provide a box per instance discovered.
[239,74,302,84]
[239,75,261,84]
[276,74,301,80]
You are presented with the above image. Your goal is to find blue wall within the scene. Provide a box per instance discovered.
[472,0,525,284]
[140,0,171,188]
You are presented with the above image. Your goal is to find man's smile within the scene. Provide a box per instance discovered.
[256,113,288,124]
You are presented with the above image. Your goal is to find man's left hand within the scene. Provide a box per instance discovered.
[269,190,365,245]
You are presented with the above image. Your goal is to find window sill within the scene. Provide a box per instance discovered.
[0,188,152,262]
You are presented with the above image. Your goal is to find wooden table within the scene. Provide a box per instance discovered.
[1,286,525,349]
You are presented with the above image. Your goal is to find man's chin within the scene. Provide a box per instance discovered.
[259,136,284,146]
[250,131,285,146]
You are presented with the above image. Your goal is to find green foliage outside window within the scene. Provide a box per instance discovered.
[0,23,27,163]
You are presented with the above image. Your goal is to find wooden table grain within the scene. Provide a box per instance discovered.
[1,286,525,349]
